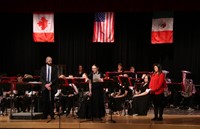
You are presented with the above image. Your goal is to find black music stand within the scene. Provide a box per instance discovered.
[76,82,89,95]
[124,71,137,78]
[118,76,131,87]
[73,77,85,84]
[103,79,119,123]
[167,82,182,93]
[106,72,122,79]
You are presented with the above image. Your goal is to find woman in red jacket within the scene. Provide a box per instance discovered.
[149,64,166,121]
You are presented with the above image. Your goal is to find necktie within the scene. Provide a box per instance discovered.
[47,66,51,82]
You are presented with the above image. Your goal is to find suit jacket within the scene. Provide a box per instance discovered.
[40,64,58,91]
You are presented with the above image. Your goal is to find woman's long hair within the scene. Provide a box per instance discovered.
[153,63,162,75]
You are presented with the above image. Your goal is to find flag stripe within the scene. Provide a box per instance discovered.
[33,33,54,42]
[152,18,173,31]
[151,31,173,44]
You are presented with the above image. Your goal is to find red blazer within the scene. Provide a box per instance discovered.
[149,72,166,95]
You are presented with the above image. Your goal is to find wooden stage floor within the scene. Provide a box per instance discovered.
[1,108,200,129]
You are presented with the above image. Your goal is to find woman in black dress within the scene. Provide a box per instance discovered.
[75,64,86,77]
[88,64,105,121]
[130,74,151,116]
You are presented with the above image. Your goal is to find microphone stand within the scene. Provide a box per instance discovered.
[47,89,61,129]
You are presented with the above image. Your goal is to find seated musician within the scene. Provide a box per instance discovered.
[55,74,73,97]
[117,63,124,74]
[75,65,86,77]
[82,73,89,82]
[109,82,132,115]
[0,84,11,115]
[14,74,26,112]
[0,74,11,114]
[23,74,38,112]
[57,75,79,116]
[181,79,196,110]
[76,73,91,119]
[61,83,78,116]
[127,66,137,79]
[129,74,151,116]
[14,74,37,112]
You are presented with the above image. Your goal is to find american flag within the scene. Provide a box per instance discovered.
[92,12,115,43]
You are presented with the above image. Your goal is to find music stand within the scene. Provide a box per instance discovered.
[73,77,85,84]
[65,78,73,84]
[167,82,183,93]
[76,82,89,94]
[102,79,120,123]
[106,72,122,79]
[124,71,136,78]
[117,76,131,87]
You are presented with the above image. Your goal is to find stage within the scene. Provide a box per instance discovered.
[0,108,200,129]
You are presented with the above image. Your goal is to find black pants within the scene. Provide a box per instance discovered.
[60,96,74,115]
[151,93,165,118]
[14,97,24,112]
[42,89,55,118]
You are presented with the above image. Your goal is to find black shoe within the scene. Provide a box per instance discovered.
[151,117,158,121]
[41,116,47,119]
[51,116,55,119]
[59,112,64,116]
[157,117,163,121]
[94,118,103,121]
[66,112,70,117]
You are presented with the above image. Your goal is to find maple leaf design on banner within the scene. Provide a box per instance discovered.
[33,13,54,42]
[37,17,48,30]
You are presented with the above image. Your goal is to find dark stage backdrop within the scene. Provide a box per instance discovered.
[0,12,200,84]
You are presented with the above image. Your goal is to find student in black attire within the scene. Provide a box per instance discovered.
[130,75,150,116]
[60,83,79,117]
[75,65,86,77]
[88,64,105,121]
[110,84,132,114]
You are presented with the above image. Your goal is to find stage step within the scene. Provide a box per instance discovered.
[10,112,43,120]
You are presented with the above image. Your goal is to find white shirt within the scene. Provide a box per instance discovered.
[46,65,52,82]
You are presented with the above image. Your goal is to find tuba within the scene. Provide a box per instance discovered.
[162,70,171,97]
[181,70,194,98]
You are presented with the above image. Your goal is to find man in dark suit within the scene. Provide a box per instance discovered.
[40,56,58,119]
